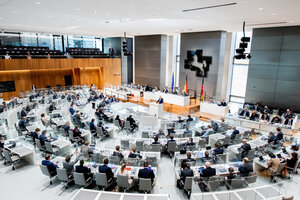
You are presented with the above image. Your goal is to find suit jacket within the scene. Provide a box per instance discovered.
[201,167,216,177]
[238,162,253,177]
[267,158,280,171]
[239,110,250,117]
[261,114,270,121]
[112,151,124,159]
[76,165,91,179]
[214,148,224,155]
[249,113,259,121]
[180,168,194,183]
[98,165,114,180]
[63,156,79,175]
[39,134,50,146]
[271,117,281,124]
[276,132,283,141]
[128,152,142,159]
[18,119,27,130]
[89,122,97,132]
[126,117,136,125]
[220,102,227,106]
[42,160,57,175]
[284,119,293,126]
[240,143,251,157]
[138,168,155,182]
[230,130,240,140]
[21,110,27,117]
[156,98,164,104]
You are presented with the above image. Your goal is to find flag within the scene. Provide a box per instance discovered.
[200,77,204,101]
[171,73,174,92]
[184,74,188,93]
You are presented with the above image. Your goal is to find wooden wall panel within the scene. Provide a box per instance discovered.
[0,58,121,99]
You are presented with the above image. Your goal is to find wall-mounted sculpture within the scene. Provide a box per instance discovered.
[184,49,212,77]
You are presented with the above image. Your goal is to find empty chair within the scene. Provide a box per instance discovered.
[150,144,161,152]
[35,139,46,154]
[220,136,230,147]
[45,142,59,155]
[243,175,257,186]
[183,176,193,198]
[233,134,242,144]
[109,156,121,165]
[226,178,246,189]
[95,172,114,191]
[136,140,144,152]
[3,149,20,170]
[91,153,106,164]
[247,149,255,161]
[270,163,286,182]
[40,164,56,185]
[57,168,73,194]
[73,172,92,188]
[121,139,130,150]
[139,178,152,193]
[117,174,134,192]
[207,180,220,192]
[96,127,105,141]
[146,156,158,167]
[142,131,149,138]
[124,121,132,133]
[69,131,81,144]
[114,120,122,131]
[216,154,227,164]
[166,141,176,158]
[198,139,206,149]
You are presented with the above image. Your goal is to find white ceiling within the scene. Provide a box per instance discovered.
[0,0,299,37]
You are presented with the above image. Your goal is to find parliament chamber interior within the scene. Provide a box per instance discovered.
[0,1,300,200]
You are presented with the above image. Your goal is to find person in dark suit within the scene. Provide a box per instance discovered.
[163,87,169,93]
[271,116,282,124]
[230,127,240,140]
[182,152,196,164]
[213,143,224,155]
[263,106,270,114]
[156,96,164,104]
[112,145,124,159]
[238,157,253,177]
[285,152,298,170]
[201,162,216,178]
[267,132,276,144]
[49,102,56,112]
[284,117,293,126]
[39,130,51,146]
[282,109,293,119]
[128,147,142,159]
[252,103,261,112]
[249,110,259,121]
[261,112,270,121]
[98,158,114,180]
[239,139,251,159]
[115,115,124,129]
[89,119,97,134]
[167,127,176,136]
[18,117,28,131]
[76,159,92,180]
[152,137,160,144]
[180,162,194,184]
[225,167,236,185]
[42,154,58,176]
[138,161,155,184]
[185,138,195,147]
[21,107,27,118]
[182,90,188,96]
[220,99,227,106]
[275,127,283,144]
[69,103,75,115]
[177,116,184,123]
[172,89,178,95]
[98,122,108,136]
[186,115,193,122]
[126,115,138,132]
[31,128,40,140]
[239,107,250,117]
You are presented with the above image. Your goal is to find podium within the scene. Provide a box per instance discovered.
[149,102,163,118]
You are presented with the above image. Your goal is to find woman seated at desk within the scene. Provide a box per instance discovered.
[260,112,270,122]
[118,163,133,184]
[249,110,259,121]
[271,116,282,124]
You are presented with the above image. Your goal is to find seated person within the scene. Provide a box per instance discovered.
[238,157,253,177]
[267,132,276,144]
[249,110,259,121]
[252,103,261,112]
[89,119,97,134]
[285,152,298,170]
[185,138,195,147]
[167,127,176,136]
[39,130,51,146]
[81,141,93,159]
[138,161,155,184]
[21,107,27,118]
[276,128,284,142]
[112,145,124,159]
[261,112,270,121]
[63,151,79,175]
[282,108,293,119]
[41,113,56,126]
[126,115,138,131]
[156,96,164,104]
[239,139,251,159]
[183,126,192,136]
[76,159,92,180]
[128,147,142,159]
[201,162,216,178]
[267,153,280,175]
[202,125,214,138]
[225,167,236,185]
[220,99,227,106]
[154,128,165,137]
[49,102,57,112]
[42,154,58,176]
[177,116,184,123]
[25,103,31,112]
[118,163,133,184]
[230,127,240,140]
[98,122,108,136]
[179,162,194,187]
[271,115,282,124]
[183,152,195,163]
[0,136,5,149]
[291,145,300,159]
[213,143,224,155]
[152,137,160,144]
[98,158,114,180]
[263,105,270,114]
[186,115,193,122]
[167,135,176,145]
[239,107,250,117]
[18,117,29,131]
[163,87,169,93]
[284,117,293,126]
[182,90,188,96]
[31,128,40,140]
[63,121,71,134]
[172,89,178,95]
[69,103,75,115]
[115,115,124,129]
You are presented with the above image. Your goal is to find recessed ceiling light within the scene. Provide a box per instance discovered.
[106,13,111,16]
[271,13,277,16]
[258,8,264,11]
[74,8,80,11]
[35,1,41,5]
[93,10,97,14]
[48,15,53,18]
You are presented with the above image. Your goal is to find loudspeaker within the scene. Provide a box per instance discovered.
[187,50,194,61]
[241,37,250,42]
[195,49,203,62]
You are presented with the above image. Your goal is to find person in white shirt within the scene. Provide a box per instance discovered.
[118,163,133,184]
[4,53,11,59]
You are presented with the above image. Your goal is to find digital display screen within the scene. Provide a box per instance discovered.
[0,81,15,93]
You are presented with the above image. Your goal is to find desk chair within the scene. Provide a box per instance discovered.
[136,140,144,152]
[183,177,193,198]
[126,158,139,166]
[198,139,206,149]
[233,134,242,144]
[247,149,255,161]
[166,141,176,158]
[146,156,158,167]
[114,120,122,132]
[73,172,92,188]
[142,131,149,138]
[91,153,106,164]
[139,178,152,193]
[219,136,230,148]
[121,139,130,150]
[216,154,227,164]
[286,160,300,179]
[57,168,73,195]
[69,131,81,145]
[124,121,132,134]
[3,149,20,170]
[40,164,56,186]
[243,174,257,186]
[45,142,59,156]
[226,178,246,190]
[150,144,161,152]
[207,180,221,192]
[109,156,121,165]
[270,163,286,183]
[35,139,46,156]
[243,131,251,140]
[117,174,134,192]
[96,127,105,142]
[95,172,114,191]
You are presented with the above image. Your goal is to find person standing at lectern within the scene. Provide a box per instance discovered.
[156,96,164,104]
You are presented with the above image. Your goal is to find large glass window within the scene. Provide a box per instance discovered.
[20,32,38,46]
[229,31,252,103]
[0,32,21,46]
[38,33,53,49]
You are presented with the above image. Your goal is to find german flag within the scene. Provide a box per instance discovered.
[184,74,188,94]
[200,77,204,101]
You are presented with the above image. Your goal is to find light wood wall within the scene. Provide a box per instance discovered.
[0,58,121,99]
